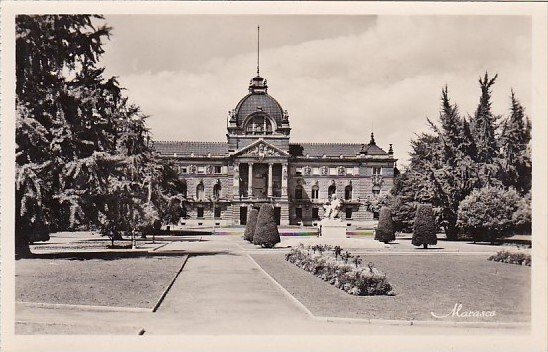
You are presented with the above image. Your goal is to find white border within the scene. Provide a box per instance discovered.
[1,2,547,352]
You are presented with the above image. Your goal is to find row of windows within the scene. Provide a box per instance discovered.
[179,165,225,175]
[294,166,383,176]
[184,183,222,200]
[193,206,222,219]
[294,184,382,200]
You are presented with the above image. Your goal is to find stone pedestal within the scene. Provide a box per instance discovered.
[319,218,347,238]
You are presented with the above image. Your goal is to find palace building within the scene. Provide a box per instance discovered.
[153,70,397,228]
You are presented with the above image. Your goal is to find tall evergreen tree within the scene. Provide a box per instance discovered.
[471,72,499,165]
[499,90,532,194]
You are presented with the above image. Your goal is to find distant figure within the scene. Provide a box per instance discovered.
[323,195,343,220]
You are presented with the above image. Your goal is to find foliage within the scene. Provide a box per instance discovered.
[243,208,259,242]
[488,250,531,266]
[285,244,394,296]
[15,15,183,255]
[253,204,280,248]
[412,204,437,248]
[374,207,395,243]
[457,187,529,242]
[391,74,531,240]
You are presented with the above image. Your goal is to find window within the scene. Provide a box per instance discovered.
[311,185,319,200]
[372,167,382,175]
[344,185,352,200]
[329,167,337,176]
[312,167,320,175]
[180,181,187,198]
[345,208,352,219]
[213,183,222,198]
[196,183,205,200]
[346,167,353,175]
[197,207,204,218]
[214,166,222,174]
[373,210,379,220]
[295,207,303,220]
[180,166,188,174]
[214,207,221,218]
[245,115,273,135]
[312,208,319,220]
[295,185,303,199]
[197,166,205,174]
[295,167,302,176]
[328,184,336,198]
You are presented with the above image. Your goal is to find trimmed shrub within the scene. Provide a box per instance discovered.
[488,250,531,266]
[243,208,259,242]
[375,206,396,243]
[253,204,280,248]
[285,244,394,296]
[412,203,437,248]
[458,187,529,243]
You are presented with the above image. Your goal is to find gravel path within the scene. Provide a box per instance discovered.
[252,253,530,322]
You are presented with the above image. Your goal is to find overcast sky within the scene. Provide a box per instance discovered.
[99,15,531,165]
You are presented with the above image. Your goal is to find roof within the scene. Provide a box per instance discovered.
[234,93,284,127]
[153,141,228,157]
[289,142,388,158]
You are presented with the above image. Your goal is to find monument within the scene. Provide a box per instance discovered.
[319,195,347,238]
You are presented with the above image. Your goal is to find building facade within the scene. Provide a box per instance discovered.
[153,73,397,227]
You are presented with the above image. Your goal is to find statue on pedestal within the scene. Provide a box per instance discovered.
[323,195,343,220]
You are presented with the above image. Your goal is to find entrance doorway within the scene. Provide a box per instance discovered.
[240,206,248,225]
[274,207,281,225]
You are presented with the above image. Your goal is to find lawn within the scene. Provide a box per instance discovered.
[252,253,530,323]
[16,255,186,309]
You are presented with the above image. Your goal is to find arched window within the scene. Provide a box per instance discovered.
[344,185,353,200]
[180,180,187,198]
[245,115,273,135]
[295,185,303,199]
[196,182,205,200]
[311,185,319,200]
[328,184,336,199]
[213,183,222,199]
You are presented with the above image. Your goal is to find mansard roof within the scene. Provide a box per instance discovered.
[289,142,388,158]
[153,141,228,157]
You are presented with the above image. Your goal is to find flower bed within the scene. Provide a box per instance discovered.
[488,250,531,266]
[285,244,394,296]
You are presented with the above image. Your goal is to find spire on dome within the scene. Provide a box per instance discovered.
[249,25,268,94]
[369,132,376,145]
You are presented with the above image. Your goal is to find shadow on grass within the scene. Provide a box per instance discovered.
[18,251,189,261]
[413,247,445,250]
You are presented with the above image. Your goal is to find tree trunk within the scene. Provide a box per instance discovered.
[15,234,32,259]
[423,243,428,249]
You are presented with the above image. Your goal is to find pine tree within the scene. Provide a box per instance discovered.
[499,90,532,194]
[253,204,280,248]
[471,72,499,165]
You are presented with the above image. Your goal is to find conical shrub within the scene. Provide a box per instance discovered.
[253,204,280,248]
[412,203,437,248]
[243,208,259,242]
[375,206,396,243]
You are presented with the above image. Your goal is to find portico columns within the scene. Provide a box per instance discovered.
[247,162,254,197]
[268,163,273,197]
[281,163,288,198]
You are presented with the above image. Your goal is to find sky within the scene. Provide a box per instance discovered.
[99,15,531,166]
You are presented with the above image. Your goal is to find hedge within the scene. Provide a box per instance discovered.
[253,204,280,248]
[243,208,259,242]
[488,250,531,266]
[412,203,437,248]
[375,206,396,243]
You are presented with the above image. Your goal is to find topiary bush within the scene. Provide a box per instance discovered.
[243,208,259,242]
[375,206,396,243]
[253,204,280,248]
[458,187,530,243]
[412,203,437,249]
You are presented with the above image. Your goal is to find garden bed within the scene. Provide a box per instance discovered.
[489,250,531,266]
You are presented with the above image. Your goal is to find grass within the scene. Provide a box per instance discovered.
[16,255,186,309]
[252,253,530,323]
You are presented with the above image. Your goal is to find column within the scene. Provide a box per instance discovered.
[281,163,288,198]
[248,162,254,198]
[233,162,240,198]
[268,163,273,197]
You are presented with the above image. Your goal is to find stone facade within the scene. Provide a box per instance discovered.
[154,73,397,227]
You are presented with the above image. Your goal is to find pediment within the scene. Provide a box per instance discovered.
[231,139,289,159]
